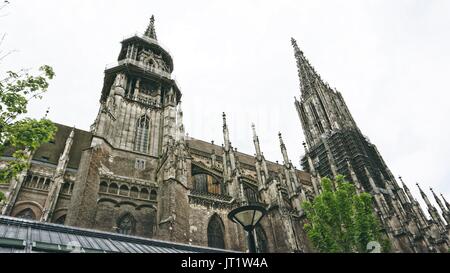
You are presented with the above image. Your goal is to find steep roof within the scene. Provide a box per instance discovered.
[2,123,92,170]
[185,137,312,183]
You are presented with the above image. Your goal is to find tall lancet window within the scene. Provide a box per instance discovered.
[134,115,150,153]
[207,214,225,249]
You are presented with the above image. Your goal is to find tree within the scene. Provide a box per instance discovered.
[0,65,57,184]
[0,1,56,205]
[302,175,390,253]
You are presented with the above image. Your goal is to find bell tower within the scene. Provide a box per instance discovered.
[91,15,181,156]
[67,17,182,229]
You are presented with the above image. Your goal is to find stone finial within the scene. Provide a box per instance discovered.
[144,15,158,40]
[251,123,257,137]
[291,37,299,49]
[222,112,227,127]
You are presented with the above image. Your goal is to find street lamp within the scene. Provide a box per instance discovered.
[228,204,267,253]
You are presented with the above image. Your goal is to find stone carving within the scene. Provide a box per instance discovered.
[138,49,169,72]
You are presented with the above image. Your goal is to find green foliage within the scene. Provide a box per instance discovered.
[0,65,57,183]
[302,175,389,253]
[0,191,4,202]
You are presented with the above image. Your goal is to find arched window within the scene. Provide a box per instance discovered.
[119,185,129,196]
[37,177,45,189]
[140,188,149,200]
[61,182,70,194]
[54,215,66,225]
[207,214,225,249]
[42,179,51,191]
[244,186,259,204]
[193,174,221,195]
[117,213,135,235]
[134,115,150,153]
[130,187,139,198]
[255,224,268,253]
[30,176,39,188]
[108,183,118,194]
[99,181,108,193]
[23,175,32,187]
[150,190,157,200]
[15,208,36,220]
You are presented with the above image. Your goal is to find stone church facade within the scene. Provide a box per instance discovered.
[1,17,449,253]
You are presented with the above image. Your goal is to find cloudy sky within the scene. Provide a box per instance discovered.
[2,0,450,210]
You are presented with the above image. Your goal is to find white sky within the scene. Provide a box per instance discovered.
[2,0,450,211]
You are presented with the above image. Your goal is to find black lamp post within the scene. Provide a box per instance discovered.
[228,204,267,253]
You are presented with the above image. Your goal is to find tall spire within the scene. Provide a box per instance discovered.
[144,15,158,40]
[41,127,75,222]
[252,123,270,190]
[399,176,415,203]
[430,188,447,214]
[291,37,322,97]
[417,183,432,208]
[252,123,262,159]
[222,112,231,152]
[278,132,290,166]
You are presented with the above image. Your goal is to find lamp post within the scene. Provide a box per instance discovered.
[228,204,267,253]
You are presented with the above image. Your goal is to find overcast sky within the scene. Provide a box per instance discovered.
[2,0,450,211]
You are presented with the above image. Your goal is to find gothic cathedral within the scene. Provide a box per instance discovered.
[1,17,449,253]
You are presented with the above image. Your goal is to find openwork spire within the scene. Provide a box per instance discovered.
[291,37,324,97]
[144,15,158,40]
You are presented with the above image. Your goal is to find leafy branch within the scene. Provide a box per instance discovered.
[302,175,391,253]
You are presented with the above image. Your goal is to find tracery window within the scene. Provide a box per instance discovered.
[15,208,36,220]
[135,159,146,170]
[134,115,150,153]
[117,213,135,235]
[207,214,225,249]
[54,215,66,225]
[192,173,221,195]
[244,186,259,204]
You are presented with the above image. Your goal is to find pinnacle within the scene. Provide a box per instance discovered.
[144,15,158,40]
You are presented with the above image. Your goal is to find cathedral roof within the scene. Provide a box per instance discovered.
[0,216,233,253]
[2,123,92,170]
[185,137,312,185]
